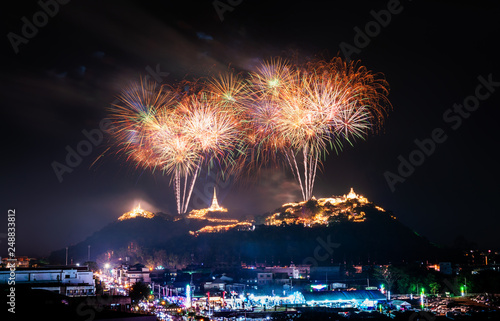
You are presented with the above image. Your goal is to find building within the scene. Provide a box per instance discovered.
[187,188,254,235]
[238,269,258,289]
[264,263,309,279]
[265,188,374,226]
[127,266,151,284]
[0,266,95,297]
[438,262,453,275]
[203,278,227,291]
[112,264,151,286]
[1,256,32,268]
[208,188,225,212]
[302,290,386,308]
[187,188,228,220]
[226,283,246,296]
[309,265,341,282]
[257,272,273,285]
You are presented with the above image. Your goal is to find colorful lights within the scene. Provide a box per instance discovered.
[186,284,191,308]
[311,284,328,291]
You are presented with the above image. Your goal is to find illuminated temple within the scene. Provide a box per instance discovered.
[118,204,155,221]
[264,188,386,227]
[188,188,253,235]
[116,188,386,234]
[187,188,229,220]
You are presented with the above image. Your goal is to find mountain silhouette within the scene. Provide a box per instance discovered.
[48,196,456,265]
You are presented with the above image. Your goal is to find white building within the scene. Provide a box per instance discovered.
[126,267,151,284]
[257,272,273,285]
[264,263,309,279]
[112,264,151,286]
[0,266,95,297]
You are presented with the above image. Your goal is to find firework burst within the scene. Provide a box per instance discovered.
[108,77,248,214]
[108,56,390,212]
[248,57,390,200]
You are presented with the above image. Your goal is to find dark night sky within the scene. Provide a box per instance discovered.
[2,0,499,258]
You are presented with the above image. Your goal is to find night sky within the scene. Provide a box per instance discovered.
[2,0,500,257]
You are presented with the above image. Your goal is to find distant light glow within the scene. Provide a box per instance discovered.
[311,284,327,291]
[118,204,154,221]
[186,284,191,308]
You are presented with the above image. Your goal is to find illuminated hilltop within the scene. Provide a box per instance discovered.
[187,188,253,235]
[115,188,390,234]
[118,204,155,221]
[263,188,390,227]
[52,188,441,266]
[187,188,230,221]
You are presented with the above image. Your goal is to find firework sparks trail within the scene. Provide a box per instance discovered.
[108,75,249,214]
[248,57,390,200]
[107,56,390,212]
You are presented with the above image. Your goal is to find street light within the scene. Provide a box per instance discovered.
[420,288,425,310]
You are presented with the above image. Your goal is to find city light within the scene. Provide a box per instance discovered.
[186,284,191,308]
[420,288,425,309]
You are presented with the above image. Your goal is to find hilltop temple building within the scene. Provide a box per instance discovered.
[188,188,253,235]
[118,204,155,221]
[265,188,386,226]
[187,188,229,220]
[208,188,226,212]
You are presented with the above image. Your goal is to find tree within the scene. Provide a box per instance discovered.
[396,270,411,293]
[95,277,104,295]
[153,249,167,268]
[374,265,402,293]
[129,281,150,302]
[84,261,99,272]
[429,281,440,295]
[345,264,357,277]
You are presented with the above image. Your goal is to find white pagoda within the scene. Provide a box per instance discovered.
[208,188,225,212]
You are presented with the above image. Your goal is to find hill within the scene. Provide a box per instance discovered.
[49,189,456,266]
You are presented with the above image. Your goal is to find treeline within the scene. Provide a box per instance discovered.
[372,264,500,295]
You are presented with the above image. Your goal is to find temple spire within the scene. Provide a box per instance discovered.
[346,187,356,199]
[209,187,223,211]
